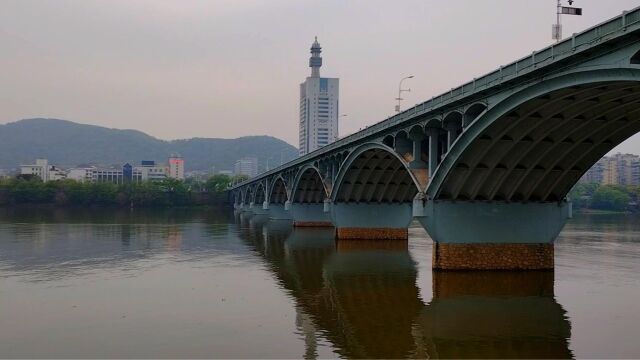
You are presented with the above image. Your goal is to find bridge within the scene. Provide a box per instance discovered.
[230,7,640,270]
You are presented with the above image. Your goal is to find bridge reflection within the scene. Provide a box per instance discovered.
[236,214,572,359]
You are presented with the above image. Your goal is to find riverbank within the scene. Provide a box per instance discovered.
[0,178,230,207]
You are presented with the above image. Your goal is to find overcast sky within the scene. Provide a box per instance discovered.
[2,0,640,152]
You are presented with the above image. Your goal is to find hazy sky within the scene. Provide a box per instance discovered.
[2,0,640,152]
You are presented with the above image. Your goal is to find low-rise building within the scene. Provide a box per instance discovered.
[20,159,66,182]
[91,164,143,184]
[67,167,95,182]
[18,155,187,184]
[138,160,167,181]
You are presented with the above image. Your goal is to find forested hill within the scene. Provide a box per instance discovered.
[0,118,297,171]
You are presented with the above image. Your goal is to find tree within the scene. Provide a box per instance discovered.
[591,185,629,211]
[206,174,232,193]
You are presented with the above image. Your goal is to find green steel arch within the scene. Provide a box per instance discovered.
[268,175,289,204]
[331,143,421,203]
[427,67,640,201]
[291,165,329,204]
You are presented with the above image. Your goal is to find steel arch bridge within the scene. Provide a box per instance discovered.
[230,7,640,270]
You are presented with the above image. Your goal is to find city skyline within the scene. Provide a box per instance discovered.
[2,0,640,156]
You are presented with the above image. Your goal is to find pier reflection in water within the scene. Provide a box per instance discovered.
[236,211,572,359]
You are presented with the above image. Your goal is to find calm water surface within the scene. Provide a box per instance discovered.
[0,207,639,358]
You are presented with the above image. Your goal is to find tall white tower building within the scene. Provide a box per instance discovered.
[299,37,339,156]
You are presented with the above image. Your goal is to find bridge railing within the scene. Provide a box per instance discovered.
[231,6,640,190]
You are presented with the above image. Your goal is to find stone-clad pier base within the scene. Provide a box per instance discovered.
[432,243,554,270]
[294,221,333,227]
[335,227,408,240]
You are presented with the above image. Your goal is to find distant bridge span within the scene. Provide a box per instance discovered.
[231,8,640,270]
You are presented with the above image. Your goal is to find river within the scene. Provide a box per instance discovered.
[0,207,638,358]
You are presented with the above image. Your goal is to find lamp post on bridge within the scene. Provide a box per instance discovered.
[396,75,414,113]
[553,0,582,42]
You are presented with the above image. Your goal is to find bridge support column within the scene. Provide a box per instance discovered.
[291,203,333,227]
[427,128,439,177]
[331,202,413,240]
[417,201,571,270]
[444,121,458,151]
[409,134,427,169]
[269,203,292,220]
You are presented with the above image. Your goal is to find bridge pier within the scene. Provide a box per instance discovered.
[291,203,333,227]
[417,201,571,270]
[331,203,413,240]
[250,201,269,216]
[268,203,292,220]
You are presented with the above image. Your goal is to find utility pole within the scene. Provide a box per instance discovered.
[395,76,414,113]
[553,0,582,42]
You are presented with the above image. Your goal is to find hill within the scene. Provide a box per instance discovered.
[0,118,298,172]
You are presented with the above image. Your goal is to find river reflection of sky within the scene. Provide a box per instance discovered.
[0,208,638,358]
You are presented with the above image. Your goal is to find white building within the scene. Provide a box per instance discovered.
[49,167,67,181]
[138,160,167,181]
[19,159,67,182]
[299,37,339,156]
[234,157,258,178]
[20,159,49,181]
[168,154,185,180]
[67,167,96,182]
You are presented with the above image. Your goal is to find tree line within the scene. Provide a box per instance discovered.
[6,174,630,212]
[0,174,248,207]
[569,183,640,212]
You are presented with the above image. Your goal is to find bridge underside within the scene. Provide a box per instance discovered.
[438,81,640,202]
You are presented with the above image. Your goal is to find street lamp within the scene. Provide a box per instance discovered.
[338,114,348,141]
[396,75,414,113]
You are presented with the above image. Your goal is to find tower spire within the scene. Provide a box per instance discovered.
[309,36,322,77]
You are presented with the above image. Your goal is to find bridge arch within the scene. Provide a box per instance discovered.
[463,103,488,128]
[238,188,247,205]
[332,143,421,203]
[269,175,289,204]
[291,165,329,203]
[393,130,412,162]
[382,135,394,148]
[254,182,266,205]
[428,68,640,202]
[443,111,462,128]
[631,48,640,64]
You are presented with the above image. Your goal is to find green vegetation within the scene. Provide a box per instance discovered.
[569,183,638,212]
[0,174,244,207]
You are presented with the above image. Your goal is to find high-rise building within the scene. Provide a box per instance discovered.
[299,37,339,156]
[168,154,185,180]
[234,157,258,178]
